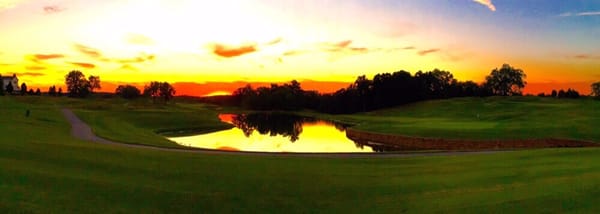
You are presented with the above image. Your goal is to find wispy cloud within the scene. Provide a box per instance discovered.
[69,62,96,69]
[574,54,600,60]
[116,53,155,64]
[560,11,600,17]
[73,43,103,58]
[43,5,64,14]
[32,54,64,60]
[418,48,441,56]
[211,43,258,58]
[473,0,496,12]
[266,37,283,46]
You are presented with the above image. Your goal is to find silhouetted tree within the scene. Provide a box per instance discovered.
[591,82,600,98]
[0,74,4,96]
[5,82,13,94]
[48,86,56,96]
[35,88,41,96]
[115,85,141,99]
[159,82,175,102]
[88,75,101,93]
[144,81,175,103]
[144,81,161,102]
[556,88,580,99]
[20,83,27,96]
[484,64,526,96]
[65,70,91,98]
[27,89,34,95]
[57,87,63,97]
[551,90,558,98]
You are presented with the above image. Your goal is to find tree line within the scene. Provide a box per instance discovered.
[64,70,175,103]
[232,64,527,114]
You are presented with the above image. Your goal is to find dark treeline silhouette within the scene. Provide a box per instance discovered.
[230,64,526,114]
[538,89,581,99]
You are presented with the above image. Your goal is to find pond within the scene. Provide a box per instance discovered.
[168,113,395,153]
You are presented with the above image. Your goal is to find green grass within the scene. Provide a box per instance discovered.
[5,96,600,212]
[320,96,600,142]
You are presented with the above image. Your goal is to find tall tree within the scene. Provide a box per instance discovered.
[143,81,161,103]
[591,82,600,98]
[115,85,141,99]
[20,83,27,96]
[484,64,526,96]
[5,82,13,94]
[65,70,91,98]
[88,75,101,93]
[158,82,176,102]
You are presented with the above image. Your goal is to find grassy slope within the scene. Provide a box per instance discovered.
[43,96,232,148]
[5,96,600,212]
[326,96,600,142]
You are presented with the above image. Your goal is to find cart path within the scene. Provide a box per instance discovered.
[62,108,510,158]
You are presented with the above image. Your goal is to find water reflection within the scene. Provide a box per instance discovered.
[169,113,379,153]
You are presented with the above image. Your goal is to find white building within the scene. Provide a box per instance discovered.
[1,74,20,92]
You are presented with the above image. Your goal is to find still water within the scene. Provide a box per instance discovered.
[168,113,377,153]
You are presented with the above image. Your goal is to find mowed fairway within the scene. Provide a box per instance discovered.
[3,96,600,212]
[333,96,600,142]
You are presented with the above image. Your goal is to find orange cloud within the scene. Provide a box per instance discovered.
[212,43,257,58]
[28,54,64,62]
[473,0,496,12]
[335,40,352,48]
[69,62,96,69]
[73,43,102,58]
[418,48,441,56]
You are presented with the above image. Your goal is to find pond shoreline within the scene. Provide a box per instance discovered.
[346,129,600,150]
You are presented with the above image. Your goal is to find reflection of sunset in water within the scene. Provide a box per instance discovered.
[169,118,373,153]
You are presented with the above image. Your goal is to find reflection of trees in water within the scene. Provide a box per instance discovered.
[232,113,319,142]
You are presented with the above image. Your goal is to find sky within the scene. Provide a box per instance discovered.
[0,0,599,95]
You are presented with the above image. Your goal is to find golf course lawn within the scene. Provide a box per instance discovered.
[3,95,600,212]
[320,96,600,142]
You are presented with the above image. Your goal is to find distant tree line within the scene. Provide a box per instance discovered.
[231,64,527,114]
[538,89,580,99]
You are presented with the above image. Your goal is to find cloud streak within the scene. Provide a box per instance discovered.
[418,49,441,56]
[212,43,257,58]
[32,54,64,60]
[473,0,496,12]
[69,62,96,69]
[43,5,64,14]
[73,43,103,58]
[560,11,600,17]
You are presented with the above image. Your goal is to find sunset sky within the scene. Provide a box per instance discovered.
[0,0,599,95]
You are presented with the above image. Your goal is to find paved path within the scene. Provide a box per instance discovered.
[61,108,509,158]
